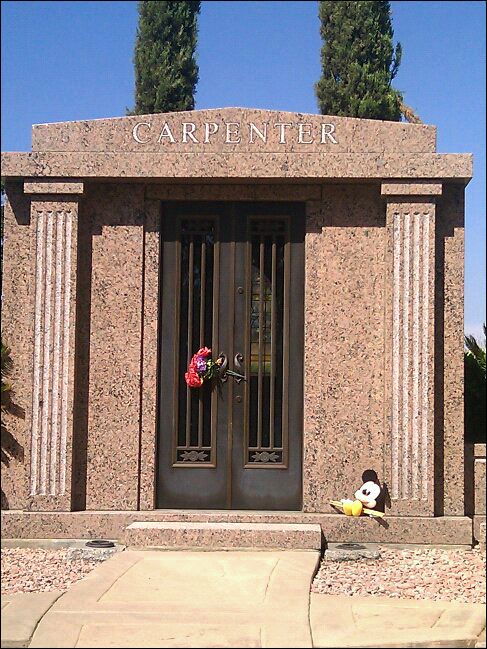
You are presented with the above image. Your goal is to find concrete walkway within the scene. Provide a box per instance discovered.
[1,550,485,648]
[30,550,319,648]
[1,591,62,648]
[310,593,486,648]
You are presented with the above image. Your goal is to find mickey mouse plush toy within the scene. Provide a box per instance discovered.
[330,472,385,518]
[354,481,381,510]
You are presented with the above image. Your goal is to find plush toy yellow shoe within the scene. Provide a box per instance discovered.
[330,498,384,518]
[339,499,364,516]
[330,479,385,518]
[351,500,363,516]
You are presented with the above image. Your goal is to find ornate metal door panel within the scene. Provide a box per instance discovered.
[157,202,304,509]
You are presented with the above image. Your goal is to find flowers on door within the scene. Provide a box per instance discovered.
[185,348,245,388]
[185,347,217,387]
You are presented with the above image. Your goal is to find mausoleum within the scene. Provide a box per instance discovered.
[1,108,475,546]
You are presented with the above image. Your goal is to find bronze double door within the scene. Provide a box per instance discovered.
[157,202,305,510]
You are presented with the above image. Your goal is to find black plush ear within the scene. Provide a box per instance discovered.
[361,469,386,510]
[362,469,378,484]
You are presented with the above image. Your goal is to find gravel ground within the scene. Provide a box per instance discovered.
[1,549,100,595]
[2,546,485,603]
[312,546,486,604]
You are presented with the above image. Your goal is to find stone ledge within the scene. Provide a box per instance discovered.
[0,538,119,550]
[23,180,84,195]
[1,511,474,546]
[474,515,486,543]
[1,151,473,181]
[479,522,486,555]
[65,545,124,562]
[124,521,323,550]
[381,181,443,196]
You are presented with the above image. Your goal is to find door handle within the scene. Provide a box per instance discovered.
[216,352,246,383]
[233,353,245,384]
[216,352,229,382]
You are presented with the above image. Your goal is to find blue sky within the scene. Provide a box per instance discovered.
[1,0,485,336]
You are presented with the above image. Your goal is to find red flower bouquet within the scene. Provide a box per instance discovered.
[184,347,218,388]
[185,347,245,388]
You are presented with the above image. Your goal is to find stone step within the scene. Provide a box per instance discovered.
[124,521,323,550]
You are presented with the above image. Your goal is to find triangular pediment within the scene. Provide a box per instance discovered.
[32,107,436,154]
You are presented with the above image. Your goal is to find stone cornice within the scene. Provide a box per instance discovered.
[24,180,84,195]
[381,181,443,196]
[1,151,473,182]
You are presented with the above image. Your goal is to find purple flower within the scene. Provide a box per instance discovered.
[194,355,207,373]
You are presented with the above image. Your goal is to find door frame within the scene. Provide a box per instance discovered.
[155,200,305,510]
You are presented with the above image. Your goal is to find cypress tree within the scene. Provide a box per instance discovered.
[316,1,403,121]
[131,1,201,115]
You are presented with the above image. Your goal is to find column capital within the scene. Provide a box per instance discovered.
[381,181,442,199]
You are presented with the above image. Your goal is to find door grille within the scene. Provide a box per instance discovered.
[175,219,217,465]
[246,218,289,467]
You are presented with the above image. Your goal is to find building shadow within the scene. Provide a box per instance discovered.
[1,395,25,510]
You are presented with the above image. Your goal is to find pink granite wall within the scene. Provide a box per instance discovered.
[80,183,146,510]
[435,184,465,516]
[303,184,386,512]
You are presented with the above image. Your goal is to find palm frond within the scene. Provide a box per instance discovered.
[465,325,486,374]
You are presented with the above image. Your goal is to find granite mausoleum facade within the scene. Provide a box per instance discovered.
[1,109,475,544]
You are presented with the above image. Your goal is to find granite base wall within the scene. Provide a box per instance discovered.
[0,510,473,546]
[466,444,486,543]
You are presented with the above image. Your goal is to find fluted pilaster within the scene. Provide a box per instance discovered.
[383,182,440,515]
[26,183,82,510]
